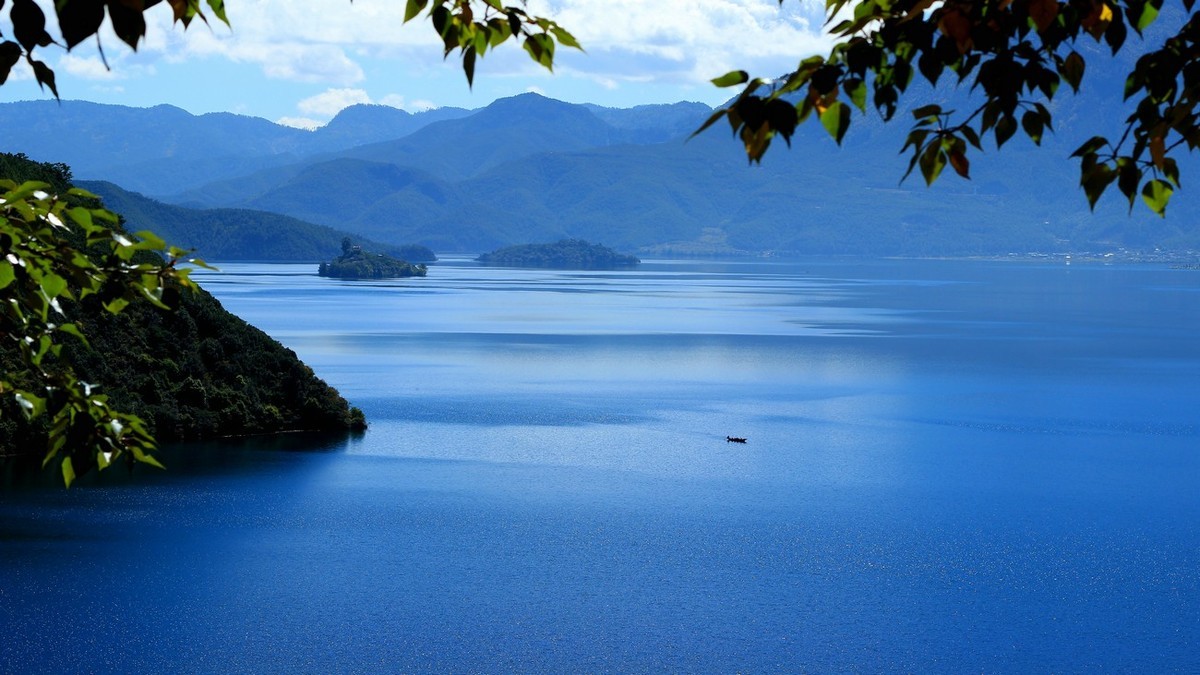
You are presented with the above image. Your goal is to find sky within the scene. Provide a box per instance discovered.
[0,0,833,128]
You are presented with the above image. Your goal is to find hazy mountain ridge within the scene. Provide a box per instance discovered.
[0,99,474,195]
[78,180,413,261]
[4,69,1199,256]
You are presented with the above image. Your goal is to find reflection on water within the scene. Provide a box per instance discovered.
[2,257,1198,672]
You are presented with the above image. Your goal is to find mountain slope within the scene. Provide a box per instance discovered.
[0,154,366,464]
[0,99,471,196]
[78,180,419,261]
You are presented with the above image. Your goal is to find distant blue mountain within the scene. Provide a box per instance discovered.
[0,99,469,195]
[4,53,1198,257]
[156,90,1200,255]
[78,180,421,261]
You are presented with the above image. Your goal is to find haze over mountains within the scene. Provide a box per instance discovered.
[4,68,1198,257]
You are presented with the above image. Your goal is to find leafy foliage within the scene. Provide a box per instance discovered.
[318,240,429,279]
[0,153,209,486]
[697,0,1200,216]
[0,154,366,484]
[477,239,640,269]
[401,0,581,87]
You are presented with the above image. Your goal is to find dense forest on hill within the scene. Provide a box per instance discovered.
[319,240,430,278]
[477,239,640,269]
[0,154,366,466]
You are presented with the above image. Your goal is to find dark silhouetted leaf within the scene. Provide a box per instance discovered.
[1060,51,1085,92]
[107,0,147,50]
[0,40,20,85]
[994,114,1017,148]
[948,147,969,178]
[1021,110,1044,144]
[28,56,56,97]
[56,0,106,49]
[11,0,53,52]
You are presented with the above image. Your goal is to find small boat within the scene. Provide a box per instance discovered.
[726,436,747,444]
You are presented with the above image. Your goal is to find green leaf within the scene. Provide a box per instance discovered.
[1135,1,1159,32]
[918,142,946,185]
[66,206,96,232]
[0,261,13,290]
[205,0,229,26]
[14,391,45,419]
[820,101,850,144]
[1141,178,1173,216]
[61,456,76,488]
[104,297,130,314]
[549,26,581,50]
[711,70,749,88]
[40,273,67,299]
[56,323,90,348]
[131,446,165,470]
[845,77,867,112]
[403,0,425,21]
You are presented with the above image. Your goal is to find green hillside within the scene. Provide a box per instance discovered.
[1,154,366,469]
[477,239,640,269]
[78,180,435,262]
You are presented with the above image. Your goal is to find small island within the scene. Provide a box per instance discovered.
[476,239,640,270]
[319,238,429,279]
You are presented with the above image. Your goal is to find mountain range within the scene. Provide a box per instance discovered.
[4,34,1198,259]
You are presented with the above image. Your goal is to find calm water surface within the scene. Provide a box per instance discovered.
[3,257,1198,672]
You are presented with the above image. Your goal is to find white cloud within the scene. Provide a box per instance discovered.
[3,60,33,82]
[58,54,157,81]
[137,0,828,87]
[524,0,831,85]
[298,88,373,117]
[378,94,408,109]
[276,116,323,130]
[285,87,434,127]
[59,55,119,81]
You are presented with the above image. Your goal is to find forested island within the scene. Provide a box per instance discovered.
[1,154,366,473]
[319,239,430,279]
[477,239,640,269]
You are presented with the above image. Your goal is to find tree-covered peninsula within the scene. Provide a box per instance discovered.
[319,239,430,279]
[1,155,366,479]
[477,239,640,270]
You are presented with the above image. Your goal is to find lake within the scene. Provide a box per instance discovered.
[2,256,1198,672]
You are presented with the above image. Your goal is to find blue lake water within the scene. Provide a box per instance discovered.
[2,257,1198,672]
